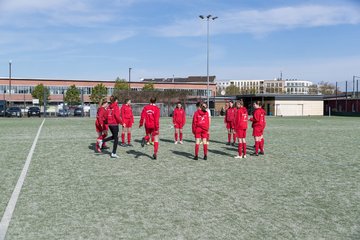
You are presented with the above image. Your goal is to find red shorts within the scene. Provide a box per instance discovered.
[123,119,133,128]
[195,128,208,139]
[226,121,235,129]
[252,127,264,137]
[236,129,247,138]
[145,128,159,137]
[174,123,184,129]
[95,123,108,133]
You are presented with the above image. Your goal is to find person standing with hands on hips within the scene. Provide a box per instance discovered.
[192,102,210,160]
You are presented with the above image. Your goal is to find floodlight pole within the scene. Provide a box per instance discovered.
[199,15,218,109]
[128,67,132,95]
[9,60,12,106]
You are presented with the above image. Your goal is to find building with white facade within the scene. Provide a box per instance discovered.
[284,79,313,95]
[216,80,231,92]
[216,79,314,95]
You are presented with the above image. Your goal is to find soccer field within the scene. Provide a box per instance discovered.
[0,116,359,239]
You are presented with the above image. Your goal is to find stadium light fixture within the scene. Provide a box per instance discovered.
[199,14,218,110]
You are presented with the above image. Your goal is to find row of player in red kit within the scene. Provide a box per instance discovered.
[95,96,160,159]
[224,100,266,158]
[96,96,265,160]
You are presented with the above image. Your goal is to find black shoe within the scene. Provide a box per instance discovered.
[226,142,231,146]
[194,156,198,160]
[259,151,265,155]
[128,143,133,147]
[203,155,207,160]
[141,138,145,147]
[232,142,236,146]
[120,143,127,147]
[251,153,259,156]
[153,154,157,160]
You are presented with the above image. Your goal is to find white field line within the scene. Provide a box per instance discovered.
[0,119,45,240]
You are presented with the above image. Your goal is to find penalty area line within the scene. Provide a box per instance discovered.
[0,119,46,240]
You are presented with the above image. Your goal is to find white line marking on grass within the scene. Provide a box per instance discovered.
[0,119,45,240]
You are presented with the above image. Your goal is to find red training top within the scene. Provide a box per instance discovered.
[96,106,107,126]
[106,102,123,125]
[172,107,186,127]
[192,109,210,133]
[139,104,160,130]
[224,107,236,123]
[234,107,248,130]
[250,108,266,129]
[121,104,134,123]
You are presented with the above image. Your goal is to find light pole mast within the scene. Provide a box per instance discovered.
[9,60,12,106]
[199,15,217,109]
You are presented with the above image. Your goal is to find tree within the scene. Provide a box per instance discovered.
[318,81,336,95]
[114,78,129,91]
[308,84,318,95]
[225,85,239,95]
[65,84,81,106]
[90,83,107,104]
[31,84,50,106]
[142,82,155,91]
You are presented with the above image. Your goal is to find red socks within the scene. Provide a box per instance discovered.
[179,132,183,141]
[175,132,178,141]
[127,133,131,144]
[260,138,264,153]
[228,134,231,143]
[121,133,125,144]
[243,143,247,155]
[255,141,260,154]
[204,144,208,156]
[238,143,242,156]
[195,144,199,156]
[154,142,159,154]
[144,135,150,142]
[233,133,236,143]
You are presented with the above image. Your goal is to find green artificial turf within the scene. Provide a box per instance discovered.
[2,116,360,239]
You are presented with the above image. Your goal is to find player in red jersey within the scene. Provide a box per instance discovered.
[250,101,266,156]
[139,97,160,160]
[95,99,108,153]
[98,95,124,158]
[192,102,210,160]
[224,100,237,145]
[172,102,186,144]
[234,100,248,159]
[120,99,134,147]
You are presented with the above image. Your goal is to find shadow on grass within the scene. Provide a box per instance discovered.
[171,150,194,160]
[126,149,153,159]
[160,138,174,143]
[182,139,196,143]
[208,149,234,157]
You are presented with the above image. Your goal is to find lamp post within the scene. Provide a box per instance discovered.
[128,67,132,94]
[199,15,217,109]
[9,60,12,106]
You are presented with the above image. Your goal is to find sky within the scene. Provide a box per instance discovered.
[0,0,359,85]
